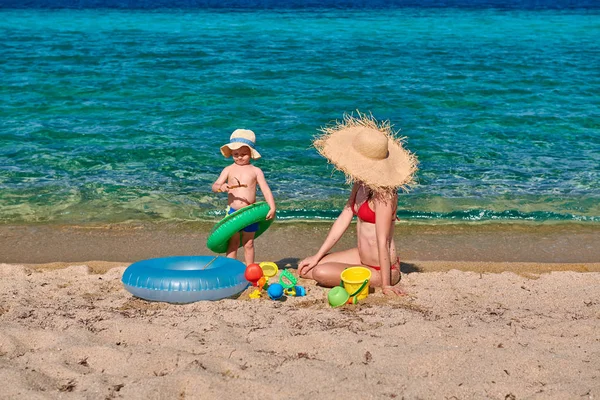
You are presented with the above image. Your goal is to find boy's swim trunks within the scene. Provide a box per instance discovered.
[227,206,259,233]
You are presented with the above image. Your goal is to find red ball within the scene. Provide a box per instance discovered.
[244,263,263,285]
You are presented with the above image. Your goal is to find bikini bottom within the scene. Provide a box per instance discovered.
[365,257,401,271]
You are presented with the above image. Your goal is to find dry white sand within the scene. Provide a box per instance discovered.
[1,262,599,399]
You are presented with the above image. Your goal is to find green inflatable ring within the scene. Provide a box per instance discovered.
[207,202,275,254]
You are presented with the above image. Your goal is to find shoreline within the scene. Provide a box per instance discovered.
[1,221,598,272]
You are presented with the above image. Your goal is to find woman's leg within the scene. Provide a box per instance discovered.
[307,248,362,287]
[306,249,402,289]
[366,260,402,287]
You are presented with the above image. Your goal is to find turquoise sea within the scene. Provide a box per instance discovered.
[1,1,599,224]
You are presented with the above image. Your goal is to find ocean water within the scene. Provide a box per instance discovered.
[1,1,599,224]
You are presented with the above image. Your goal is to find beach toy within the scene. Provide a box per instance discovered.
[245,263,264,286]
[341,266,371,301]
[246,263,274,300]
[279,269,297,289]
[257,276,267,290]
[259,261,278,281]
[207,202,275,253]
[267,283,284,300]
[121,256,249,303]
[249,289,262,299]
[327,267,372,307]
[284,285,306,297]
[328,286,350,308]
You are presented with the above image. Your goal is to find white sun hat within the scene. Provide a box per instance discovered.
[220,129,261,159]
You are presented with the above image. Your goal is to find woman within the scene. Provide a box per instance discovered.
[298,113,418,296]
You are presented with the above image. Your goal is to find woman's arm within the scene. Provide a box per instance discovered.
[255,167,276,219]
[374,192,397,289]
[212,166,231,193]
[298,183,358,274]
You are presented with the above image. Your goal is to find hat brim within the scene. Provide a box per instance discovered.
[220,143,261,160]
[314,116,417,191]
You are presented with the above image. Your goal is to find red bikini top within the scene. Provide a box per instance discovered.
[352,193,376,224]
[355,201,376,224]
[352,190,399,224]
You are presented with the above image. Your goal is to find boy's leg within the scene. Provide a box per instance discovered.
[226,233,240,259]
[241,231,256,265]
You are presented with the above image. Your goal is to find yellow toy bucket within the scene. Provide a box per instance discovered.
[341,267,371,301]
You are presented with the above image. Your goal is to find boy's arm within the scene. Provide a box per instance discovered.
[212,166,230,193]
[255,168,276,219]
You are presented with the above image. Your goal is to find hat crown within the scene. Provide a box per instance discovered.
[230,129,256,144]
[220,129,261,159]
[352,129,389,160]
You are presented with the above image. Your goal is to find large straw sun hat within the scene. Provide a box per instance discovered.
[313,112,418,192]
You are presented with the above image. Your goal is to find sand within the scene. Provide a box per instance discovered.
[1,222,599,399]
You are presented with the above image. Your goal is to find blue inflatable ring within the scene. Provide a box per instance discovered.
[121,256,249,303]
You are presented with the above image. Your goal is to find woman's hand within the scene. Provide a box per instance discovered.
[382,285,407,296]
[298,255,320,276]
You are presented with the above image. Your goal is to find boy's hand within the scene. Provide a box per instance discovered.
[218,183,229,193]
[266,208,276,220]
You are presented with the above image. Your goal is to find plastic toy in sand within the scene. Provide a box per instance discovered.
[245,263,265,299]
[267,282,284,300]
[246,261,281,299]
[259,261,278,280]
[245,263,264,286]
[274,269,306,300]
[245,262,305,300]
[327,266,371,307]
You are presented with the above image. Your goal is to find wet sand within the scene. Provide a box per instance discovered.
[1,221,599,268]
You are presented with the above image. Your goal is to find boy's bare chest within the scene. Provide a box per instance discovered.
[228,167,256,186]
